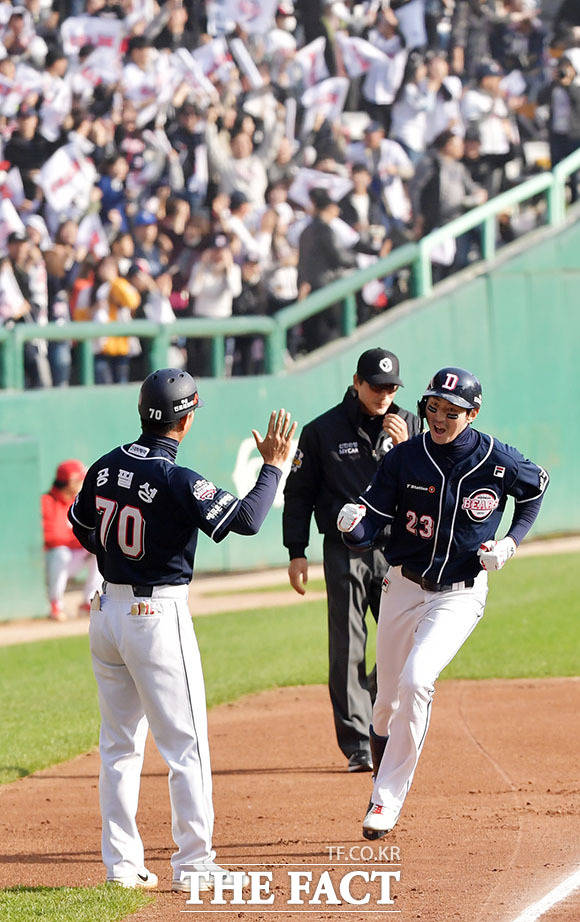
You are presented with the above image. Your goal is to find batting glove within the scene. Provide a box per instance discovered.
[337,503,366,533]
[477,537,517,571]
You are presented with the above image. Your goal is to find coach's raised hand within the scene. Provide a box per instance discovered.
[253,410,298,469]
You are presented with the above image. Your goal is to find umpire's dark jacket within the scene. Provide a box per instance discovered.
[283,387,421,558]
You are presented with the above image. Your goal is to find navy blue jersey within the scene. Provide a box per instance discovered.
[69,434,278,586]
[358,429,549,583]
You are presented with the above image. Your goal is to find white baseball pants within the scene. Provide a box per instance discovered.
[89,584,215,881]
[372,566,488,822]
[45,546,101,604]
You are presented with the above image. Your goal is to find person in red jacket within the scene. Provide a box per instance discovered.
[41,459,101,621]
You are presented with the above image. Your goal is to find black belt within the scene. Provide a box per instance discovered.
[102,582,155,597]
[401,567,474,592]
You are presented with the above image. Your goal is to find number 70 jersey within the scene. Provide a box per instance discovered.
[69,437,240,586]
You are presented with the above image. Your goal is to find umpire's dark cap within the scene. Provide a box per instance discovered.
[139,368,203,424]
[357,348,403,387]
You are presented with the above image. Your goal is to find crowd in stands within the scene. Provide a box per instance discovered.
[0,0,579,386]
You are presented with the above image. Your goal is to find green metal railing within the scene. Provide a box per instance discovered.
[2,147,580,389]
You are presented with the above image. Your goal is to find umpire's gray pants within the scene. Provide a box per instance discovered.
[323,535,389,758]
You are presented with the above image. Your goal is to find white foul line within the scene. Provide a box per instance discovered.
[510,868,580,922]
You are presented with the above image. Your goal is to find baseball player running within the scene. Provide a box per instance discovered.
[336,367,549,839]
[69,369,296,891]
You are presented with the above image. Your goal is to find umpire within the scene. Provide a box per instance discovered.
[283,348,421,771]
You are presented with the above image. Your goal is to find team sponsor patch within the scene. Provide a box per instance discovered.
[338,441,359,456]
[539,467,549,492]
[406,482,436,493]
[493,465,505,478]
[381,575,391,593]
[290,448,303,472]
[461,489,500,521]
[127,443,150,458]
[193,479,217,501]
[173,393,198,414]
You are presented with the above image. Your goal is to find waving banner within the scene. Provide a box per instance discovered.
[301,77,349,135]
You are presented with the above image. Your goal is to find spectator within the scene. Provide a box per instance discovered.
[133,212,166,277]
[188,234,242,375]
[98,154,130,234]
[361,7,407,132]
[92,256,141,384]
[232,256,271,375]
[4,103,59,203]
[205,103,286,207]
[410,130,487,280]
[41,458,100,621]
[543,51,580,203]
[348,120,414,231]
[390,52,437,166]
[450,0,499,82]
[461,60,521,196]
[297,187,357,351]
[4,230,52,387]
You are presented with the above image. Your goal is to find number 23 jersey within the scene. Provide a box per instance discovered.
[361,430,549,584]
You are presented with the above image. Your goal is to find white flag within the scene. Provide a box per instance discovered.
[288,167,353,210]
[230,38,264,89]
[221,0,278,35]
[301,77,350,135]
[0,260,26,320]
[77,213,110,259]
[0,199,25,254]
[77,46,122,88]
[4,168,25,207]
[60,15,125,58]
[294,37,329,89]
[39,145,96,213]
[191,38,231,78]
[336,34,388,79]
[173,49,218,103]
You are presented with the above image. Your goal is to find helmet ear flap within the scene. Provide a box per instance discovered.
[417,396,427,427]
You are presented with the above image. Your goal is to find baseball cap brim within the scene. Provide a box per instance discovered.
[365,370,403,387]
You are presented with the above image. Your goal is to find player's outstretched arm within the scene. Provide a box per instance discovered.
[252,409,297,470]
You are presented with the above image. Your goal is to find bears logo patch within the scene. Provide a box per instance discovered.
[461,489,500,522]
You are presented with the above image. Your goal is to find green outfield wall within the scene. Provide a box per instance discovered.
[0,220,577,620]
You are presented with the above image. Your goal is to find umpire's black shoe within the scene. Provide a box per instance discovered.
[348,750,373,772]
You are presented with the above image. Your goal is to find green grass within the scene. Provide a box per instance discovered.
[443,552,579,678]
[0,886,151,921]
[0,553,577,790]
[0,636,100,785]
[203,578,327,597]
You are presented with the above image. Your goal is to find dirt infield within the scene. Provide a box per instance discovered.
[1,680,578,921]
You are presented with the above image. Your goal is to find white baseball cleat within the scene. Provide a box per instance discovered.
[362,803,397,840]
[107,868,158,889]
[172,863,250,892]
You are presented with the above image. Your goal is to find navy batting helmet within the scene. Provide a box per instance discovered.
[418,367,482,418]
[139,368,202,424]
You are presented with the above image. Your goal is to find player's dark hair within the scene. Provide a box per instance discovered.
[141,419,177,437]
